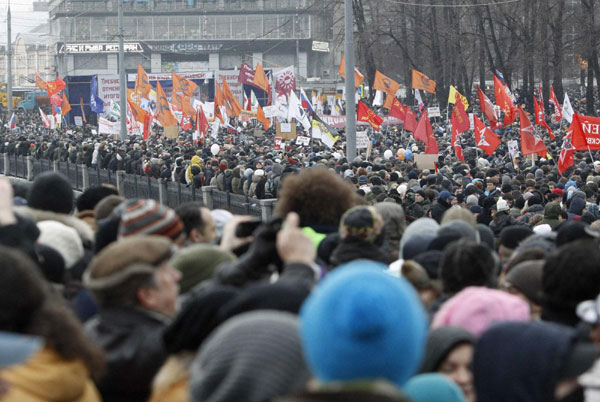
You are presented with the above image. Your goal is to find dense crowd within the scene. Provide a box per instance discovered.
[1,87,600,402]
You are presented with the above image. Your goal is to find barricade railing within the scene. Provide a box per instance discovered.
[1,154,276,219]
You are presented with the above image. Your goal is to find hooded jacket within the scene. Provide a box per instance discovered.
[568,197,586,220]
[474,321,581,402]
[231,167,243,195]
[420,326,475,373]
[0,347,101,402]
[538,202,562,230]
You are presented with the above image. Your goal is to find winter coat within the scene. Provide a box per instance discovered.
[231,167,243,195]
[0,346,101,402]
[429,199,451,223]
[148,353,192,402]
[248,174,262,198]
[518,204,545,224]
[489,211,525,237]
[84,307,169,402]
[276,382,411,402]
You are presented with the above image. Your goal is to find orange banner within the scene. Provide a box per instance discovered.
[339,55,365,88]
[61,92,71,115]
[412,69,436,94]
[253,63,269,92]
[135,64,152,99]
[155,81,177,127]
[373,70,401,96]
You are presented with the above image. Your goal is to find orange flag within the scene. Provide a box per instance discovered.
[155,81,178,127]
[412,69,436,94]
[172,72,198,97]
[374,70,401,96]
[257,104,270,130]
[61,92,71,115]
[135,64,152,99]
[128,99,147,124]
[253,63,269,92]
[221,77,242,117]
[338,55,365,88]
[35,72,47,90]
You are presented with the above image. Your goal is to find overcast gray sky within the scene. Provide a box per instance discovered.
[0,0,48,41]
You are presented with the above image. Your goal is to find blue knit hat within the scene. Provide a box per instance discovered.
[404,373,466,402]
[300,260,427,386]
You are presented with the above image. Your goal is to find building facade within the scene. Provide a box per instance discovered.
[48,0,335,81]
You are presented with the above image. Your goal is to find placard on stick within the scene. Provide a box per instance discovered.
[413,154,439,170]
[277,123,296,140]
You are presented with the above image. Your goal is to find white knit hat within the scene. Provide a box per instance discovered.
[37,221,84,269]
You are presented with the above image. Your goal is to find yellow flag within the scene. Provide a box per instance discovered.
[448,85,469,110]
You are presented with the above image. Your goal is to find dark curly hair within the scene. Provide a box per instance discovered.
[440,239,496,294]
[275,167,363,227]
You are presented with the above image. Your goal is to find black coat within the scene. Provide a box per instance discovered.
[84,307,168,402]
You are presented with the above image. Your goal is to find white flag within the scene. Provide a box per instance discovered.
[373,90,384,107]
[287,90,311,131]
[562,93,574,123]
[414,89,424,109]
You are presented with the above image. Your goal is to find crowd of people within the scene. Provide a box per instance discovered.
[1,86,600,402]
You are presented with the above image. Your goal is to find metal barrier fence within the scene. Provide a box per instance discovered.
[1,154,276,219]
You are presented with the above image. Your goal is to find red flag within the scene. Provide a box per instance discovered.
[180,112,193,131]
[494,75,517,126]
[451,125,464,162]
[558,114,580,174]
[538,84,545,111]
[79,97,86,123]
[143,111,152,141]
[357,100,383,130]
[571,113,600,150]
[46,77,66,97]
[534,97,554,139]
[414,110,439,154]
[196,107,209,144]
[549,86,562,122]
[518,108,547,157]
[450,93,470,134]
[478,85,500,128]
[473,115,501,156]
[390,98,406,122]
[404,109,418,132]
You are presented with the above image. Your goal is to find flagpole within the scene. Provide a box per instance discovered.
[343,0,356,161]
[118,0,127,141]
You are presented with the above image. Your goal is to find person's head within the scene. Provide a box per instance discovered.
[486,178,498,192]
[76,185,119,213]
[420,326,476,402]
[543,239,600,327]
[404,373,467,402]
[415,190,426,203]
[117,199,185,246]
[189,311,310,402]
[440,239,496,295]
[170,244,236,294]
[27,172,74,214]
[300,260,427,387]
[175,202,217,244]
[474,321,598,402]
[84,236,180,317]
[501,260,544,319]
[0,246,104,377]
[93,194,125,222]
[275,167,363,227]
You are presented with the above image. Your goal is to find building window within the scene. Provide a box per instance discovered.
[154,16,169,40]
[231,15,246,39]
[74,54,108,70]
[124,17,137,39]
[90,17,107,40]
[169,16,185,40]
[201,15,215,39]
[107,17,118,39]
[185,15,200,39]
[263,14,278,38]
[247,15,262,39]
[279,15,293,38]
[138,16,153,39]
[75,17,90,40]
[215,15,230,39]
